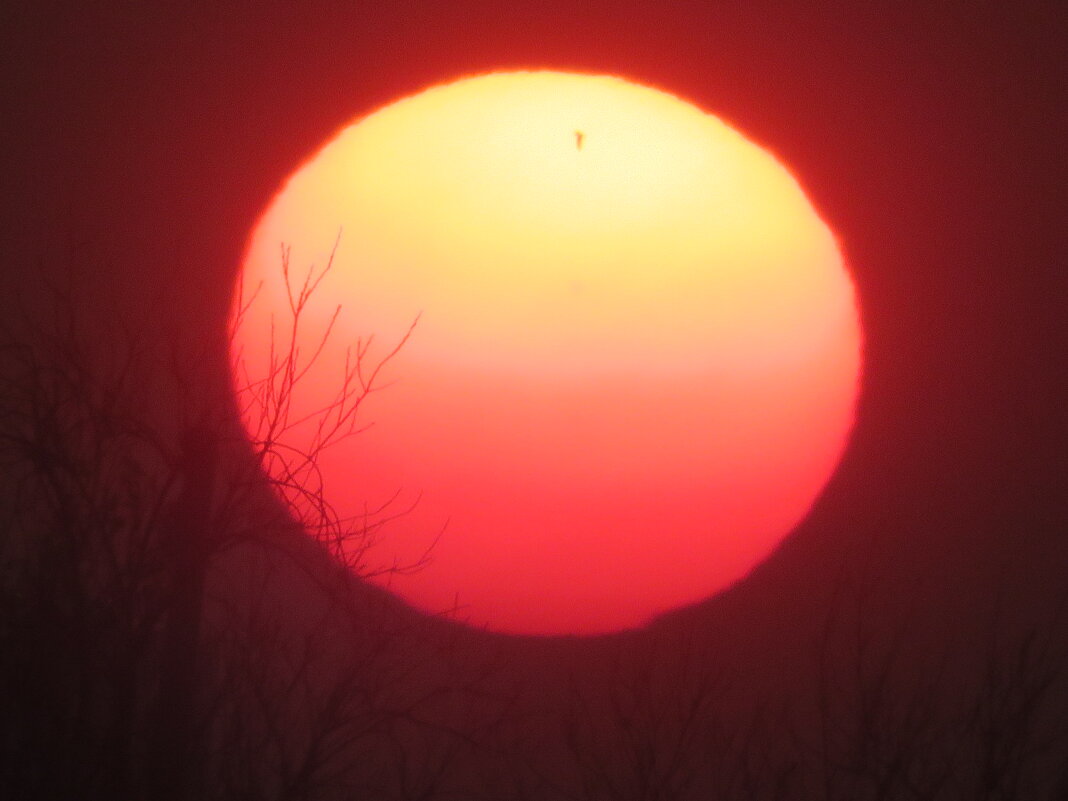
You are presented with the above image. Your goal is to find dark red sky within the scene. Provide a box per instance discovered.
[2,1,1064,628]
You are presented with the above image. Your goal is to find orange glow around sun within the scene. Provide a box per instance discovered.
[232,71,862,636]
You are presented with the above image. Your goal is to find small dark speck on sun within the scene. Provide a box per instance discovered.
[574,130,585,150]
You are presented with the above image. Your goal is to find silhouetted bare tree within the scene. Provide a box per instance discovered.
[0,249,506,800]
[551,576,1068,801]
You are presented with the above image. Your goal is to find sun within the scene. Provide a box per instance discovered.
[231,70,862,636]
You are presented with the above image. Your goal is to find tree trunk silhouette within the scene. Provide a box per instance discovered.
[148,424,217,801]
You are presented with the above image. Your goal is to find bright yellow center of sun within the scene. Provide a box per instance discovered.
[235,71,862,636]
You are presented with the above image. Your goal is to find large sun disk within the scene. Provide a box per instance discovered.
[232,71,862,635]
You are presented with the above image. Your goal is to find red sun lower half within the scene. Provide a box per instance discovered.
[231,71,862,636]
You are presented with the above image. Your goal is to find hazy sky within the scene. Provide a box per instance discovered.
[2,1,1063,624]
